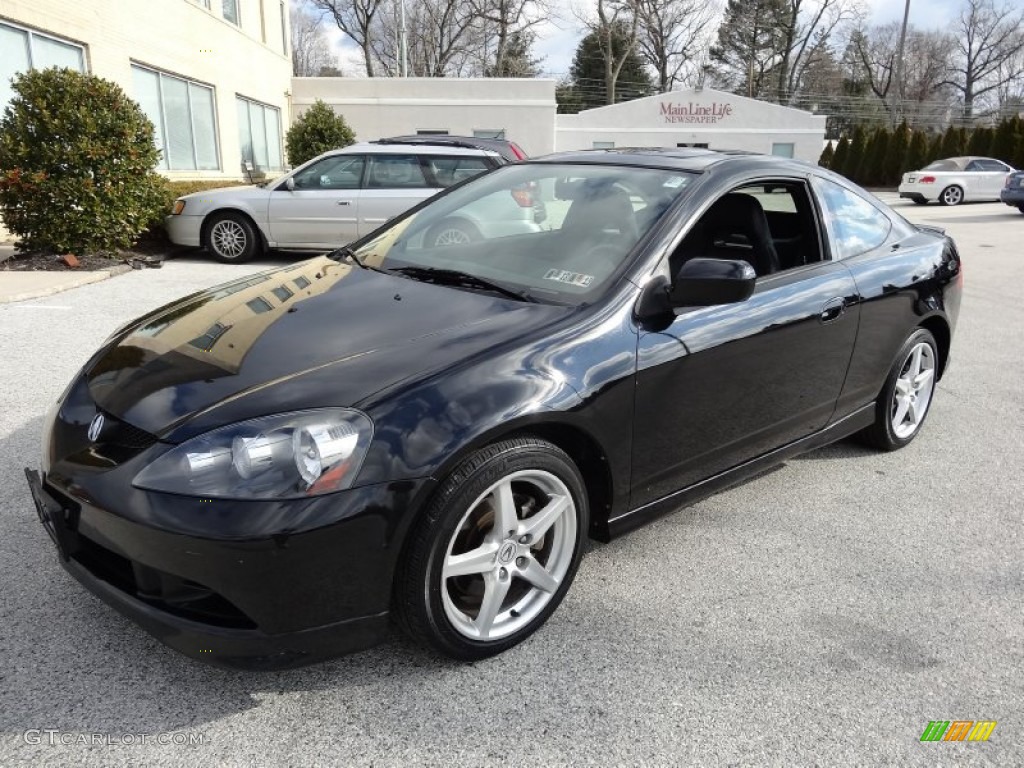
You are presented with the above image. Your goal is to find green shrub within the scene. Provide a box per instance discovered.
[831,136,850,176]
[0,67,166,254]
[285,99,355,167]
[818,142,834,169]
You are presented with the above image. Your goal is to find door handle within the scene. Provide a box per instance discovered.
[819,297,846,323]
[336,200,351,206]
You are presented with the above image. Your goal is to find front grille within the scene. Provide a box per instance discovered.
[93,410,158,462]
[72,532,257,630]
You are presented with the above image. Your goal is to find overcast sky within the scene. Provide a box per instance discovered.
[315,0,967,79]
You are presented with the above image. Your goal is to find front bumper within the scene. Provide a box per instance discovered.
[30,394,435,668]
[164,213,203,247]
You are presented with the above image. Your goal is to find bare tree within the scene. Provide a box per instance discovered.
[574,0,643,105]
[634,0,718,92]
[309,0,387,77]
[775,0,861,104]
[940,0,1024,120]
[291,3,338,76]
[470,0,548,77]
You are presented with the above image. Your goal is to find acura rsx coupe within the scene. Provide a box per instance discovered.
[26,149,962,669]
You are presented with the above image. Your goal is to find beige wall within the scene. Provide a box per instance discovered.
[2,0,292,181]
[557,89,827,162]
[291,77,558,157]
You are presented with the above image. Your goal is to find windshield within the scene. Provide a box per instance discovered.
[348,163,694,304]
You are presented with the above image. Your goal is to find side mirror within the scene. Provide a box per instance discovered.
[285,177,296,191]
[669,257,756,307]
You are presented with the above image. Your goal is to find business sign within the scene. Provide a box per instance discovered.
[660,101,733,124]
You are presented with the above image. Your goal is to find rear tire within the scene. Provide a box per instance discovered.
[857,328,939,451]
[205,212,259,263]
[939,185,963,206]
[394,438,588,660]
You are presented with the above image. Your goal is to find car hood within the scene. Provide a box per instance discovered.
[181,185,269,201]
[85,257,565,440]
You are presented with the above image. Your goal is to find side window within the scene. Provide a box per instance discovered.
[292,155,364,190]
[979,159,1009,172]
[815,178,892,259]
[366,155,430,189]
[670,180,822,278]
[426,156,491,187]
[965,160,984,172]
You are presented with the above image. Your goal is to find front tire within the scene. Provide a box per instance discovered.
[939,185,963,206]
[426,218,481,247]
[394,438,588,660]
[205,212,259,263]
[857,328,939,451]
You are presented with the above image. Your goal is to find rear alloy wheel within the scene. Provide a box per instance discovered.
[394,438,587,660]
[939,185,963,206]
[206,212,259,263]
[426,218,481,247]
[858,328,938,451]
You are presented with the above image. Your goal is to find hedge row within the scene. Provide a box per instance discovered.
[819,117,1024,187]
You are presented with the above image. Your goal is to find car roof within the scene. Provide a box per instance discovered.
[330,142,499,158]
[530,147,805,174]
[376,135,522,161]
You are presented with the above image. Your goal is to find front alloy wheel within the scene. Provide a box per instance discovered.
[206,212,259,263]
[394,438,587,660]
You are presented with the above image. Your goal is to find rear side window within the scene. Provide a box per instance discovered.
[365,155,430,189]
[425,156,492,187]
[814,178,892,259]
[974,159,1009,172]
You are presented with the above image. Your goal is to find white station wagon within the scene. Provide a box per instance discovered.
[165,142,542,262]
[898,156,1015,206]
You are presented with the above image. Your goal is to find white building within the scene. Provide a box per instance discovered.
[556,88,827,161]
[291,77,558,157]
[1,0,292,182]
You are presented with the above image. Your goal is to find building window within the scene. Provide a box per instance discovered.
[1,21,86,108]
[272,285,293,302]
[192,0,212,8]
[473,129,506,139]
[259,0,267,41]
[189,323,230,351]
[223,0,240,25]
[592,141,615,149]
[132,65,219,171]
[293,276,311,289]
[237,96,283,172]
[246,297,273,314]
[771,142,795,158]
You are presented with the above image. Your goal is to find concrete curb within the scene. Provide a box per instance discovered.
[0,263,132,304]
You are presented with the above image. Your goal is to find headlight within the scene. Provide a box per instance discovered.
[172,199,186,215]
[133,409,373,499]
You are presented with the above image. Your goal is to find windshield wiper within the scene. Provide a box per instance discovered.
[330,245,389,273]
[391,266,537,302]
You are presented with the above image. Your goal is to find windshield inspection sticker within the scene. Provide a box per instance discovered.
[544,269,594,287]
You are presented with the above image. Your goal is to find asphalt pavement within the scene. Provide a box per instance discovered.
[0,199,1021,766]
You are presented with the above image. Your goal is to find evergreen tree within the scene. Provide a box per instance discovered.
[842,125,868,181]
[905,130,929,173]
[1013,132,1024,169]
[284,99,355,166]
[939,125,964,158]
[485,31,542,78]
[818,142,835,169]
[831,135,850,175]
[989,117,1020,164]
[708,0,787,99]
[883,123,909,185]
[567,25,653,111]
[861,128,890,186]
[926,131,944,165]
[967,126,993,156]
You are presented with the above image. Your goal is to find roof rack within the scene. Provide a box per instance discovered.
[370,137,493,152]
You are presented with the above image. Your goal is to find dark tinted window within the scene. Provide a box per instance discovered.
[815,178,891,259]
[365,155,430,189]
[425,156,492,187]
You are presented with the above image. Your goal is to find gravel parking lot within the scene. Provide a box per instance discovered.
[1,197,1021,767]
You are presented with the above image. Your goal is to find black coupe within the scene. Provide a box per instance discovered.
[26,149,962,668]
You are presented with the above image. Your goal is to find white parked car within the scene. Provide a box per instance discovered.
[898,156,1015,206]
[165,142,543,262]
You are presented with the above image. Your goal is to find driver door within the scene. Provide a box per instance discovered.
[268,155,364,248]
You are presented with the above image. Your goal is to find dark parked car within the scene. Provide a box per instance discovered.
[1000,170,1024,212]
[375,134,529,162]
[26,149,962,669]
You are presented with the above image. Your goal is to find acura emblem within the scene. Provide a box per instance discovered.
[87,413,105,442]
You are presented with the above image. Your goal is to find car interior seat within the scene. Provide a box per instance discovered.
[561,182,639,244]
[672,192,780,277]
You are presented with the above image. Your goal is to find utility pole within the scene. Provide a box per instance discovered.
[892,0,911,126]
[399,0,408,77]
